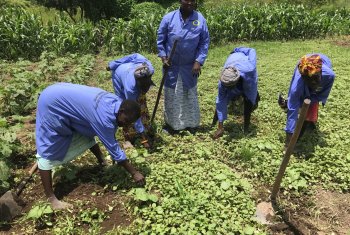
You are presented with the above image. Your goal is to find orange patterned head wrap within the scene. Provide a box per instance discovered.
[298,55,322,78]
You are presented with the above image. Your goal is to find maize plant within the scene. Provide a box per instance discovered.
[0,4,350,61]
[0,7,46,60]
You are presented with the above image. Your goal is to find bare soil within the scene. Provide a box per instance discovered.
[278,188,350,235]
[252,184,350,235]
[0,165,132,234]
[332,35,350,47]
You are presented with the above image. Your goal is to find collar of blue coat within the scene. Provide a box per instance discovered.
[177,9,199,24]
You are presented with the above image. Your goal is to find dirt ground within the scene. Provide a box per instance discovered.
[332,35,350,47]
[0,169,132,234]
[278,188,350,235]
[253,184,350,235]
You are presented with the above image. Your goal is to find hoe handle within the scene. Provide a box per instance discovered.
[271,99,311,201]
[151,39,178,123]
[16,162,38,196]
[212,109,218,126]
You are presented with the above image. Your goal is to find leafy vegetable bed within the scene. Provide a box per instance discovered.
[1,38,349,234]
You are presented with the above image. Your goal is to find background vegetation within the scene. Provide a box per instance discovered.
[0,0,350,60]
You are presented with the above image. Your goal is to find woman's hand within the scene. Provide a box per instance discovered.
[192,61,201,77]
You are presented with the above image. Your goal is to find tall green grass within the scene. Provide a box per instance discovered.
[202,0,350,8]
[0,7,46,60]
[0,4,350,61]
[204,4,350,43]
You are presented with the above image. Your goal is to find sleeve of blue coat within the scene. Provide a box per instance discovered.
[111,71,120,94]
[318,77,334,106]
[157,17,168,58]
[133,53,146,61]
[133,118,145,134]
[285,69,303,134]
[243,49,258,104]
[195,19,210,65]
[95,126,127,162]
[122,74,145,134]
[317,68,335,105]
[216,82,229,122]
[242,70,258,105]
[247,49,257,67]
[231,48,258,105]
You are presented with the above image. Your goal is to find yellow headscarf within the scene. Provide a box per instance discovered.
[298,55,322,78]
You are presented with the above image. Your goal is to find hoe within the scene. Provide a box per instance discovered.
[255,99,311,226]
[0,162,38,222]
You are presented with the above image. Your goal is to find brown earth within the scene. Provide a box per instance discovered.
[252,184,350,235]
[0,165,133,234]
[332,35,350,47]
[3,125,346,233]
[275,188,350,235]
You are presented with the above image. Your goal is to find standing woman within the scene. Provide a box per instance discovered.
[157,0,210,133]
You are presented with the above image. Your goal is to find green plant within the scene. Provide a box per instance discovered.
[79,207,105,234]
[53,214,83,234]
[0,7,46,60]
[0,129,17,159]
[26,203,54,228]
[52,164,79,182]
[34,0,135,21]
[128,188,158,203]
[0,160,11,193]
[0,73,40,115]
[45,16,99,55]
[132,159,260,233]
[0,33,349,234]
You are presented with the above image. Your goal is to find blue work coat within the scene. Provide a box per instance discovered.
[35,83,127,162]
[108,53,154,133]
[157,9,210,89]
[285,54,335,133]
[216,47,258,122]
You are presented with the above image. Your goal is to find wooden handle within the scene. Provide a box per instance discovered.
[151,39,179,123]
[28,162,38,175]
[212,109,218,126]
[16,162,38,196]
[271,99,311,201]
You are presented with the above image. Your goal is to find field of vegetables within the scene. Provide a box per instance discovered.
[0,36,350,234]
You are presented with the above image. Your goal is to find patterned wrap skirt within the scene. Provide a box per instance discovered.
[164,75,200,130]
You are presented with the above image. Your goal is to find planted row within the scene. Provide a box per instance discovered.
[1,4,350,60]
[204,4,350,42]
[0,52,96,116]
